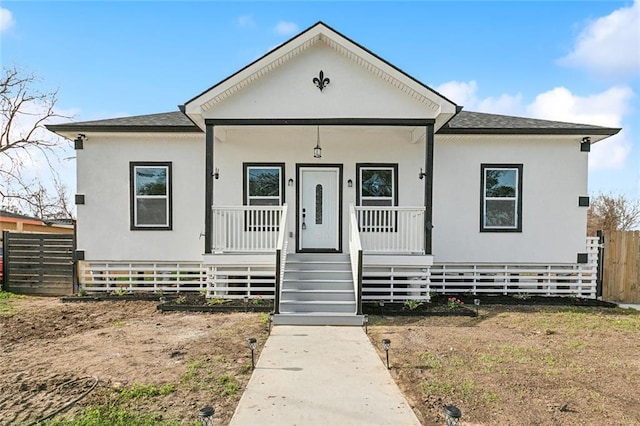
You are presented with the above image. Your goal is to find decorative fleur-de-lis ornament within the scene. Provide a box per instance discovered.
[313,70,330,92]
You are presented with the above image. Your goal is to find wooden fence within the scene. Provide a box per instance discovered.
[603,230,640,303]
[2,231,76,296]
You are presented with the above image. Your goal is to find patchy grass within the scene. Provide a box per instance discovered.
[0,290,22,316]
[369,305,640,425]
[118,383,176,400]
[44,406,180,426]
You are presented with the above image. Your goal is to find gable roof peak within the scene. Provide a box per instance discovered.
[183,21,458,128]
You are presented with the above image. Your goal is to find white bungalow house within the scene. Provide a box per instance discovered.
[48,22,619,324]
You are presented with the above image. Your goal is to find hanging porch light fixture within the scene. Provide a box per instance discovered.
[314,126,322,158]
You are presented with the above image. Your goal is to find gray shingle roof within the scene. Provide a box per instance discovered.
[441,111,619,135]
[46,111,202,133]
[47,110,620,136]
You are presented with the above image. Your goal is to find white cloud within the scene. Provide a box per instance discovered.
[437,80,635,171]
[436,80,524,115]
[437,80,478,108]
[526,86,634,170]
[274,21,298,36]
[559,0,640,78]
[0,7,15,33]
[236,16,254,28]
[527,86,633,126]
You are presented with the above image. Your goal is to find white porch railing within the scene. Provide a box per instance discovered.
[355,206,425,254]
[361,237,601,301]
[274,204,289,314]
[349,205,364,314]
[212,205,284,252]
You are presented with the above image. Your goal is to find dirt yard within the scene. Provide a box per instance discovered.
[1,296,639,425]
[0,297,268,425]
[369,305,640,425]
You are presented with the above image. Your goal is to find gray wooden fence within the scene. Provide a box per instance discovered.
[2,231,76,296]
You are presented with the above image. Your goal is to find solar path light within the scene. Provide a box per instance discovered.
[382,338,391,369]
[443,405,461,426]
[198,406,215,425]
[247,337,257,370]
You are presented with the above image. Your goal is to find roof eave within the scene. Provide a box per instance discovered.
[437,127,621,136]
[46,124,203,134]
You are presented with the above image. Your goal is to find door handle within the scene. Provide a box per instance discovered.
[302,208,306,229]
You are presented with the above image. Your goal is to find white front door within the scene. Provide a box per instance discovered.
[299,166,341,251]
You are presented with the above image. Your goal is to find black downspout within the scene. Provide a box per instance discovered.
[424,124,435,255]
[205,124,214,254]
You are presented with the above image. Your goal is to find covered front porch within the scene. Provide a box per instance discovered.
[204,203,433,323]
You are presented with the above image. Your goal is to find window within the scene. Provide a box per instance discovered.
[243,163,285,231]
[130,162,172,230]
[356,164,398,231]
[480,164,523,232]
[244,163,285,206]
[315,184,323,224]
[356,164,398,207]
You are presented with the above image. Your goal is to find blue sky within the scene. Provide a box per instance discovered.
[2,1,639,200]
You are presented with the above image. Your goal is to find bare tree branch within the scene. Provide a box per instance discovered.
[587,192,640,235]
[0,65,74,219]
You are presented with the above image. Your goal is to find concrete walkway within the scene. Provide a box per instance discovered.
[229,326,421,426]
[618,303,640,311]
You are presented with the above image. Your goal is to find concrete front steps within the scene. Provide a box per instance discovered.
[273,253,364,326]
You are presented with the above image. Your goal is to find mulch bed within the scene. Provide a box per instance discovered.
[61,293,274,313]
[362,294,617,317]
[447,294,617,307]
[61,294,171,303]
[62,293,617,315]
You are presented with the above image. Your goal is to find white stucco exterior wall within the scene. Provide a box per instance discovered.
[433,135,589,263]
[75,129,589,264]
[76,133,205,261]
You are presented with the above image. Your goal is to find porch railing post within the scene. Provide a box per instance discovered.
[423,124,434,255]
[357,249,363,315]
[204,124,214,254]
[274,249,281,314]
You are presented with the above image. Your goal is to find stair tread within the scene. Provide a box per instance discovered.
[276,312,360,316]
[280,300,355,304]
[284,272,353,281]
[282,289,353,292]
[285,268,351,271]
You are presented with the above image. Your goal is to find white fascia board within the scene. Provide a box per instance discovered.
[436,133,612,143]
[323,33,457,117]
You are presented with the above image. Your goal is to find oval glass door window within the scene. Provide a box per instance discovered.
[315,184,323,224]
